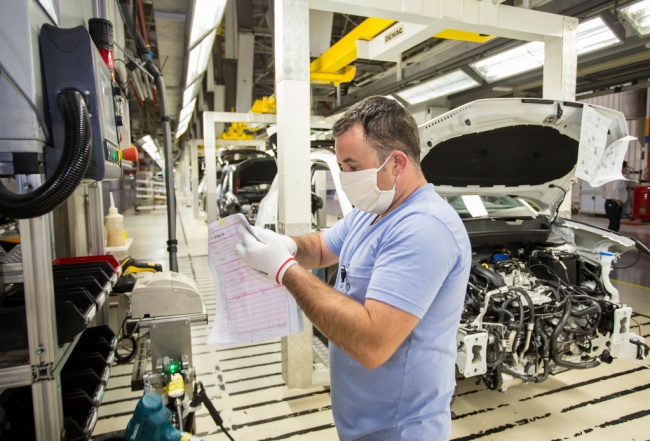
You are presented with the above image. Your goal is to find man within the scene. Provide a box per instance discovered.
[237,96,471,440]
[602,160,629,231]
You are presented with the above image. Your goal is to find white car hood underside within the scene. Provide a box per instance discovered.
[419,98,628,216]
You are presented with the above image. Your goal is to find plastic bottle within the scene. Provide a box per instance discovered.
[105,193,125,247]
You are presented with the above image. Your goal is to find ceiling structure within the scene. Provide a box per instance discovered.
[122,0,650,145]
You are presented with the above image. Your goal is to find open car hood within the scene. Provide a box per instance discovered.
[419,98,628,218]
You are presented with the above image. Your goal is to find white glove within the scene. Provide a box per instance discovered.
[251,225,297,256]
[237,227,297,285]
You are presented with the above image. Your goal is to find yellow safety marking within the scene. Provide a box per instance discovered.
[611,279,650,291]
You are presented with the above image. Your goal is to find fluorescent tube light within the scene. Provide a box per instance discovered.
[183,81,201,108]
[176,116,192,139]
[186,30,216,86]
[189,0,227,48]
[138,135,165,170]
[620,0,650,36]
[396,70,480,105]
[471,17,620,82]
[179,98,197,123]
[576,16,621,55]
[470,41,545,82]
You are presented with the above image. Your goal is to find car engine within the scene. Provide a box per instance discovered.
[457,244,648,392]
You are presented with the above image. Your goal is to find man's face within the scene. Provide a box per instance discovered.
[335,123,395,191]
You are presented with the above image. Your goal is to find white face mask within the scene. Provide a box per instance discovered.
[339,153,400,215]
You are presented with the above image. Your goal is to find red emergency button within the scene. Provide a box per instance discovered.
[121,146,139,162]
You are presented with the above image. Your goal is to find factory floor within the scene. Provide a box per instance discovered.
[93,201,650,440]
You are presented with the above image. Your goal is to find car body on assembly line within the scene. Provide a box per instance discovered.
[255,148,353,231]
[420,98,649,391]
[198,148,271,214]
[217,156,277,224]
[258,99,649,392]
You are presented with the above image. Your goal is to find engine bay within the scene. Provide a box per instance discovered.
[457,242,648,392]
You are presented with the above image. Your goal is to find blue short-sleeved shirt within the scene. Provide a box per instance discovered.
[324,184,471,441]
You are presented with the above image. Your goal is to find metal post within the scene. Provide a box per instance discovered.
[275,0,313,388]
[203,115,218,224]
[17,174,64,440]
[203,85,225,224]
[190,140,200,220]
[236,30,255,112]
[87,182,109,325]
[543,16,578,219]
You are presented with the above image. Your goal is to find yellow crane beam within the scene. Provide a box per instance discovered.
[310,17,396,81]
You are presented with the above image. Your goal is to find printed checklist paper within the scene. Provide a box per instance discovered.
[207,214,303,345]
[576,104,635,188]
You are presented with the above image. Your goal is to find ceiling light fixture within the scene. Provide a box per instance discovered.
[396,70,480,105]
[179,98,197,124]
[175,115,192,139]
[576,16,621,55]
[183,81,201,108]
[137,135,165,170]
[189,0,227,48]
[619,0,650,36]
[471,15,621,82]
[470,41,545,82]
[185,30,216,86]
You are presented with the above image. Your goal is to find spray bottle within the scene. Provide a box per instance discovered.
[105,192,125,247]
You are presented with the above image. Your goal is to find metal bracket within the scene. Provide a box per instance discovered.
[31,362,54,382]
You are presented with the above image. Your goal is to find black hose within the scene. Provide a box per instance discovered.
[0,89,91,219]
[550,299,600,369]
[154,73,178,272]
[570,300,602,336]
[582,267,605,294]
[118,0,178,272]
[509,287,536,324]
[570,302,601,318]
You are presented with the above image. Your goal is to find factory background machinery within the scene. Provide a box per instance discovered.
[1,0,650,440]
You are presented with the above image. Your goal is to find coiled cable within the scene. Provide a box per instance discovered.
[0,89,92,219]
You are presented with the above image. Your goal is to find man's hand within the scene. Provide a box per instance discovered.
[251,226,297,256]
[236,227,297,284]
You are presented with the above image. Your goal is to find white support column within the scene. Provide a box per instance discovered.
[543,16,578,101]
[190,140,201,220]
[236,31,255,112]
[183,142,191,203]
[224,0,237,59]
[203,113,218,224]
[275,0,313,388]
[543,16,578,219]
[309,10,333,57]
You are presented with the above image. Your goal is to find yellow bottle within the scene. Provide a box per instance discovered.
[105,193,125,247]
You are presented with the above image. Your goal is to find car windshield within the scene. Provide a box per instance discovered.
[220,151,268,165]
[446,195,538,219]
[239,183,272,194]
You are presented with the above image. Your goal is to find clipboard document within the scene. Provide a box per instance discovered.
[207,214,304,345]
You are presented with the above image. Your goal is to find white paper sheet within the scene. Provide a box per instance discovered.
[576,105,635,187]
[207,214,303,345]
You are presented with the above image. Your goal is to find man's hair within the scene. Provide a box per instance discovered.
[332,96,422,166]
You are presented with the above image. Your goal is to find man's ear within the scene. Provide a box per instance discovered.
[392,151,408,175]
